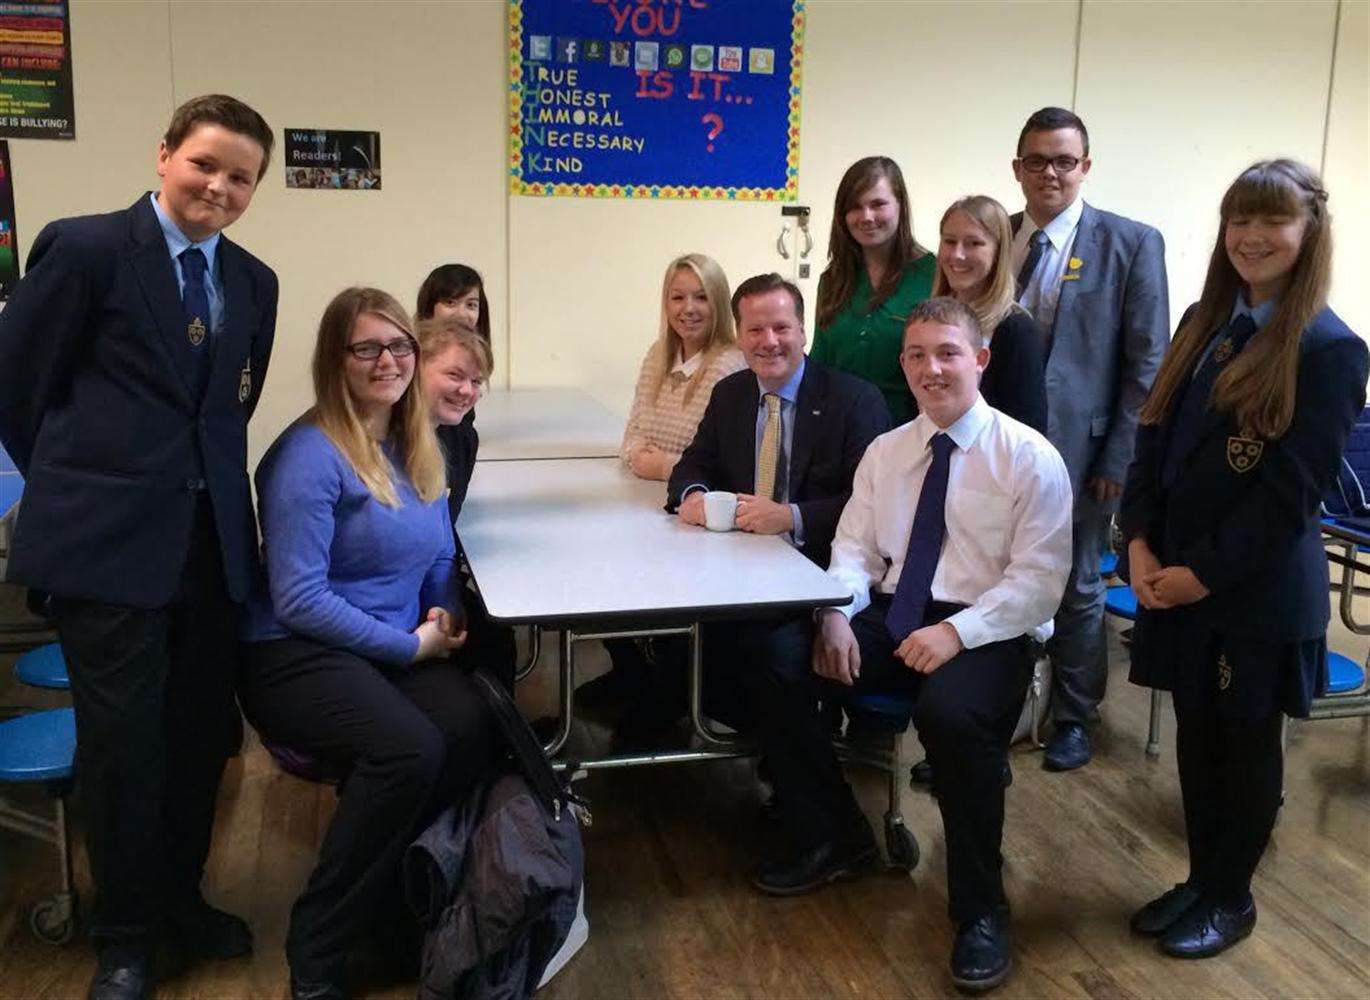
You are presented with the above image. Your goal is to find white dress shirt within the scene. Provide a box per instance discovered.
[671,348,704,377]
[826,396,1073,648]
[1011,195,1084,332]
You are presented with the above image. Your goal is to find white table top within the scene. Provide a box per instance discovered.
[474,387,625,461]
[457,458,852,625]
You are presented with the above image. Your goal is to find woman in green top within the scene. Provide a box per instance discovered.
[812,156,936,423]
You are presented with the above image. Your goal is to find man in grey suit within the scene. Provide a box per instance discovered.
[1010,107,1169,770]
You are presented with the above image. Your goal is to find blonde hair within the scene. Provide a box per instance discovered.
[416,316,494,381]
[1140,159,1332,439]
[648,253,736,404]
[310,287,447,507]
[930,195,1021,334]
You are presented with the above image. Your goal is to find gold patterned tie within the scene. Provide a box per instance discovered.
[755,393,781,500]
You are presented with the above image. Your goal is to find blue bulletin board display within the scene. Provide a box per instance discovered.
[508,1,804,201]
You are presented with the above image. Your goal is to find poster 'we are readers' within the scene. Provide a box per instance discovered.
[509,0,804,201]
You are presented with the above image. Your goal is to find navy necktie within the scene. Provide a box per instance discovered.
[1161,313,1259,487]
[179,247,212,395]
[1015,229,1049,298]
[885,432,956,642]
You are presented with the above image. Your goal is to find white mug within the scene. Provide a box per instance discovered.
[703,490,738,531]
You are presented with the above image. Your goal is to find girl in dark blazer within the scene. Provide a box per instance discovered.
[931,195,1048,431]
[1121,160,1368,959]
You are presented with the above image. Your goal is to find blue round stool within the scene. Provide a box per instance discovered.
[1326,652,1366,696]
[1104,584,1137,620]
[0,707,79,944]
[14,643,70,690]
[0,707,76,781]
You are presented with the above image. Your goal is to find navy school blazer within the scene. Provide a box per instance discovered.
[1119,305,1368,640]
[666,358,891,569]
[0,194,278,608]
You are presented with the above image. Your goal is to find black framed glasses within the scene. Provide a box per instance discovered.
[346,337,417,361]
[1017,154,1082,174]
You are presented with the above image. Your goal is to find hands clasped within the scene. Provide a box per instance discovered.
[411,606,468,663]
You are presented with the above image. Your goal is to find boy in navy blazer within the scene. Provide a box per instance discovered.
[0,95,277,1000]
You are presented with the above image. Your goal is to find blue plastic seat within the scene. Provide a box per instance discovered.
[0,708,76,782]
[1104,585,1137,620]
[1326,652,1366,696]
[14,643,70,690]
[1100,550,1119,577]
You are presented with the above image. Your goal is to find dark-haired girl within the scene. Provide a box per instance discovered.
[812,156,935,424]
[1121,160,1367,958]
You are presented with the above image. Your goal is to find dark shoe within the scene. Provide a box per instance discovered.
[1043,723,1092,771]
[1131,882,1202,936]
[950,909,1012,993]
[753,834,879,896]
[911,759,1013,791]
[290,974,346,1000]
[87,952,152,1000]
[1158,897,1256,958]
[166,898,253,961]
[573,669,632,712]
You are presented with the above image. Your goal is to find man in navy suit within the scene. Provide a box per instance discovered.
[666,272,889,857]
[668,272,890,568]
[1009,107,1170,770]
[0,95,277,1000]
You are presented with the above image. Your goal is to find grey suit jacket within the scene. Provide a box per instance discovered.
[1012,202,1169,505]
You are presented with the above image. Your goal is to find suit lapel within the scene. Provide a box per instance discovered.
[1050,201,1095,341]
[213,237,253,401]
[788,360,822,498]
[127,196,195,407]
[737,374,760,489]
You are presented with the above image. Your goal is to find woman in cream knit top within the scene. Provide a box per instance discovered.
[620,253,745,480]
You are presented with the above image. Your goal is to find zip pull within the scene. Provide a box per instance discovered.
[568,800,593,828]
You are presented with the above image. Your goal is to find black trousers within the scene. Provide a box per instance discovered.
[240,638,497,980]
[48,495,242,952]
[457,573,517,692]
[1173,694,1284,906]
[762,596,1033,923]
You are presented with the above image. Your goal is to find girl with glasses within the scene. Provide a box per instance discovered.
[241,287,497,998]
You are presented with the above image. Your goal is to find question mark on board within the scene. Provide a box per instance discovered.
[701,113,724,152]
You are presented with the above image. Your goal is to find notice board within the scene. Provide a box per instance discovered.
[508,0,804,201]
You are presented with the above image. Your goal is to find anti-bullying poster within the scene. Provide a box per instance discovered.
[0,0,75,141]
[0,140,19,301]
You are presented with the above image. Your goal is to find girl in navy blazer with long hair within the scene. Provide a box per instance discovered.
[1121,160,1368,958]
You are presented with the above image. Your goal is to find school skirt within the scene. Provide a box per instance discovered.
[1129,604,1325,719]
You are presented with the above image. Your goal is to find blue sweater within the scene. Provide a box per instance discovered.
[244,422,455,664]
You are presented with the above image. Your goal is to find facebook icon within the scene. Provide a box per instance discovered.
[556,37,579,63]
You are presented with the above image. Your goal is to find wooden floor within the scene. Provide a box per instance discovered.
[1,597,1368,999]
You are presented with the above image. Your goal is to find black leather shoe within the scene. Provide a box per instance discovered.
[166,899,253,960]
[951,909,1012,993]
[1043,723,1092,771]
[573,670,631,713]
[1158,897,1256,958]
[910,758,935,785]
[87,953,152,1000]
[1131,882,1202,936]
[753,836,879,896]
[290,974,346,1000]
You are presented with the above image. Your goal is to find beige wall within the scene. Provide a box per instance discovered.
[5,0,1366,464]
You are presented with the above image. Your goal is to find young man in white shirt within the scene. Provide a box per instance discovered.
[753,297,1072,993]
